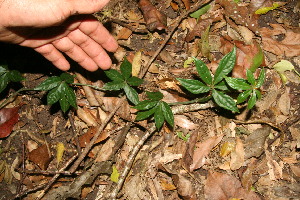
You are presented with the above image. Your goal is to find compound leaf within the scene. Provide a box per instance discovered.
[246,69,255,85]
[247,91,257,109]
[256,68,265,88]
[237,90,252,104]
[225,77,251,90]
[146,91,163,101]
[177,78,210,94]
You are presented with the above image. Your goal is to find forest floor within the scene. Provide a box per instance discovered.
[0,0,299,199]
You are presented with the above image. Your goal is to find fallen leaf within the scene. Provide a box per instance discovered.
[76,106,97,127]
[78,126,109,148]
[220,139,235,157]
[160,178,176,190]
[28,144,52,170]
[174,115,198,130]
[244,127,271,159]
[273,60,300,84]
[56,142,65,166]
[95,138,115,162]
[0,106,20,138]
[181,0,191,10]
[290,165,300,177]
[204,171,261,200]
[132,51,142,77]
[230,137,245,170]
[116,27,132,40]
[138,0,167,31]
[277,87,291,115]
[260,24,300,57]
[172,174,196,199]
[102,97,132,121]
[110,165,119,183]
[190,135,223,171]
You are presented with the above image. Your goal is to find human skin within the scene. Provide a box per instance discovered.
[0,0,118,71]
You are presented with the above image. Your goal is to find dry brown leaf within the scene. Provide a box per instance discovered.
[217,0,260,33]
[244,127,271,159]
[230,137,245,170]
[277,87,291,116]
[78,126,109,148]
[28,144,52,170]
[95,138,115,162]
[204,171,261,200]
[290,165,300,177]
[76,107,98,127]
[138,0,167,31]
[181,0,191,10]
[260,24,300,57]
[159,178,176,190]
[172,174,196,199]
[132,51,142,77]
[190,135,223,171]
[116,27,132,40]
[174,115,198,130]
[102,97,132,121]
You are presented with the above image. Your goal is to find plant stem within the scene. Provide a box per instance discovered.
[71,83,104,91]
[0,88,33,109]
[168,95,212,106]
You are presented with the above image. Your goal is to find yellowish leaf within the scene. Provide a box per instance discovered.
[56,142,65,166]
[132,51,142,77]
[111,165,119,183]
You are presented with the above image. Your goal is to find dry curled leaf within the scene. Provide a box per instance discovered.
[138,0,167,31]
[205,171,261,200]
[0,106,20,138]
[190,135,223,171]
[260,24,300,57]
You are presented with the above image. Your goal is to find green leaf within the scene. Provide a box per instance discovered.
[135,106,157,121]
[214,80,229,91]
[47,86,62,105]
[110,165,119,183]
[176,132,190,142]
[161,101,174,127]
[120,58,132,80]
[154,104,164,129]
[214,47,236,85]
[250,45,264,72]
[146,91,163,101]
[126,76,144,86]
[247,91,257,109]
[212,89,239,112]
[133,100,158,110]
[237,90,252,104]
[59,96,70,113]
[0,73,9,93]
[35,76,61,91]
[60,73,74,84]
[246,70,255,85]
[256,68,265,88]
[225,77,251,90]
[104,69,124,82]
[61,82,77,109]
[102,81,125,91]
[8,70,23,82]
[124,84,139,105]
[255,2,281,14]
[184,57,194,68]
[177,78,210,94]
[194,58,212,85]
[255,89,262,100]
[190,4,211,19]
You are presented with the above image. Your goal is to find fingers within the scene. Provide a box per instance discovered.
[35,44,71,71]
[52,36,99,71]
[78,18,118,53]
[68,0,111,15]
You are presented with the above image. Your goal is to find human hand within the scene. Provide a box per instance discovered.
[0,0,118,71]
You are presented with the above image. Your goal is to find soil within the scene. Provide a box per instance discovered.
[0,0,299,199]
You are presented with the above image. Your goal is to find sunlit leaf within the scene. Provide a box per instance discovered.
[247,91,257,109]
[237,90,252,104]
[214,47,236,85]
[246,70,255,85]
[256,68,265,88]
[177,78,210,94]
[34,76,61,91]
[161,101,174,127]
[212,89,239,112]
[190,4,211,19]
[255,3,282,14]
[124,84,139,105]
[225,77,251,90]
[56,142,65,166]
[133,100,158,110]
[111,165,119,183]
[194,58,212,85]
[249,45,264,72]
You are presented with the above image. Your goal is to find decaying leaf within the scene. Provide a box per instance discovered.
[110,165,119,183]
[230,137,245,170]
[159,178,176,190]
[174,115,198,130]
[204,171,261,200]
[244,127,271,159]
[138,0,167,31]
[181,0,191,10]
[102,97,132,121]
[172,174,196,199]
[132,51,142,77]
[78,126,109,148]
[190,135,223,171]
[56,142,65,166]
[116,27,133,40]
[260,24,300,57]
[76,106,98,127]
[0,106,20,138]
[277,87,291,116]
[273,60,300,84]
[28,144,52,170]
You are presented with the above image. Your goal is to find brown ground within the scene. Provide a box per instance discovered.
[0,0,299,199]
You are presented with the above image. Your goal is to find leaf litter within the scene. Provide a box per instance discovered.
[0,0,300,199]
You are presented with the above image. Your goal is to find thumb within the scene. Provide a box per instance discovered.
[68,0,111,15]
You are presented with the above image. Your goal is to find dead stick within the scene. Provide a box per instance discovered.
[110,102,213,199]
[69,96,126,173]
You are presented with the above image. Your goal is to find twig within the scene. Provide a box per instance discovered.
[139,0,211,79]
[233,119,283,133]
[69,96,126,173]
[68,111,81,155]
[14,154,77,199]
[109,101,213,199]
[109,18,148,33]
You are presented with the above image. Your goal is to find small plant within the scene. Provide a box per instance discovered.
[102,58,144,105]
[133,91,174,129]
[34,73,77,113]
[0,64,23,93]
